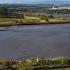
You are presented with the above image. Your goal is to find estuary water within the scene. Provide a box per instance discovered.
[0,24,70,59]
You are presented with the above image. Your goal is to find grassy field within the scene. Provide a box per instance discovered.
[62,68,70,70]
[46,68,70,70]
[0,16,70,26]
[49,18,70,23]
[48,68,70,70]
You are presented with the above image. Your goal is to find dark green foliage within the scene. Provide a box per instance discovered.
[49,15,54,18]
[0,7,8,17]
[48,9,70,14]
[40,16,49,21]
[64,58,70,66]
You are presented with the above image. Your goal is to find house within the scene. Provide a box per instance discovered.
[50,6,70,10]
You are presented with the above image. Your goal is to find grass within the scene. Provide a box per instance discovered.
[0,16,70,26]
[0,18,17,26]
[49,18,70,23]
[0,57,70,70]
[48,68,70,70]
[51,68,70,70]
[64,68,70,70]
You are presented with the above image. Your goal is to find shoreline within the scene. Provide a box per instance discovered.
[0,22,70,27]
[0,57,70,70]
[0,17,70,27]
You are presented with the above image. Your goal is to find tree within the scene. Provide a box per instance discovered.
[0,7,8,17]
[40,16,48,21]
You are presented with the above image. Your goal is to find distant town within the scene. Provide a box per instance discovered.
[0,4,70,18]
[0,4,70,26]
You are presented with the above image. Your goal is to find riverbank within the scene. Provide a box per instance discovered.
[0,17,70,26]
[0,57,70,70]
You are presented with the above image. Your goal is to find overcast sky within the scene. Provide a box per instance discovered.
[0,0,70,4]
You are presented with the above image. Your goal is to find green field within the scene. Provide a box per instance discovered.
[0,16,70,26]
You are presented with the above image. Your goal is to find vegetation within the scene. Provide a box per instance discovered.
[0,6,70,26]
[0,17,70,26]
[0,57,70,70]
[0,7,8,17]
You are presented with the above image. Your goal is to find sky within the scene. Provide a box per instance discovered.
[0,0,70,4]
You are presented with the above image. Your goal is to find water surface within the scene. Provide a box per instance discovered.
[0,24,70,59]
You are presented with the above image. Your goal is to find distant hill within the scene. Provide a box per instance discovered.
[0,1,70,9]
[0,4,53,8]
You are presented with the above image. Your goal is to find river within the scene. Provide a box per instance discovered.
[0,24,70,59]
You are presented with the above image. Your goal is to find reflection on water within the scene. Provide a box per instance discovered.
[0,24,70,59]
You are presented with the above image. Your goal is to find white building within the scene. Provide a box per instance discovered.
[51,6,58,10]
[50,6,70,10]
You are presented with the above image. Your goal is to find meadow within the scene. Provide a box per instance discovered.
[0,16,70,26]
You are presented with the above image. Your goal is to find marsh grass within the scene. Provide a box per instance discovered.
[0,57,70,70]
[0,16,70,26]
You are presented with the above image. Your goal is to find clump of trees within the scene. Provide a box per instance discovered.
[48,9,70,14]
[39,16,49,21]
[0,7,25,18]
[0,7,9,17]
